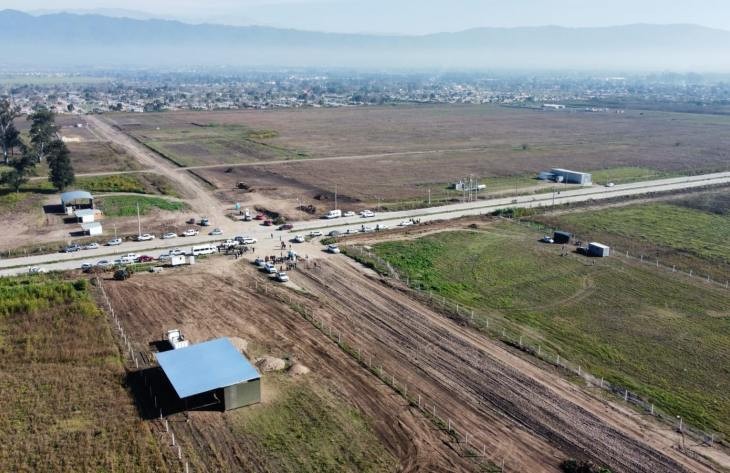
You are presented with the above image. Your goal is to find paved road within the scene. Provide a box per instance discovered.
[2,171,728,277]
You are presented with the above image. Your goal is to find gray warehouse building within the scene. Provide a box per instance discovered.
[156,337,261,411]
[538,169,592,185]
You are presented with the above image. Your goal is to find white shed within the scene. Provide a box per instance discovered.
[80,222,103,236]
[74,208,96,223]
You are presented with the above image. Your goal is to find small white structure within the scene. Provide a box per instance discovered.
[74,208,97,223]
[452,180,486,192]
[170,255,187,266]
[80,222,102,236]
[543,104,566,110]
[588,242,610,257]
[166,329,190,350]
[324,209,342,219]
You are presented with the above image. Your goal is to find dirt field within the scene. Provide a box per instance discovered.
[99,251,725,473]
[102,259,474,473]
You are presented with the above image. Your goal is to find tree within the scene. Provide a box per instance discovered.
[1,146,34,193]
[47,139,74,191]
[0,99,22,165]
[27,106,57,163]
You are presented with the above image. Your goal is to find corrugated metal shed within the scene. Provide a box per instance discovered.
[61,190,93,206]
[156,337,260,399]
[80,222,103,236]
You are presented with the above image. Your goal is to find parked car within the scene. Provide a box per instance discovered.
[80,263,93,271]
[235,236,257,244]
[28,266,48,274]
[200,217,210,226]
[606,182,615,187]
[255,213,265,220]
[209,228,223,236]
[254,257,265,267]
[96,259,113,269]
[279,224,294,231]
[182,229,199,237]
[326,244,341,254]
[107,238,123,246]
[275,272,289,282]
[263,220,273,226]
[360,210,375,218]
[328,230,340,237]
[83,242,99,250]
[293,235,305,243]
[541,236,555,244]
[136,233,155,241]
[62,244,81,253]
[162,232,177,239]
[137,255,155,262]
[343,211,356,217]
[120,256,136,265]
[398,219,414,227]
[158,254,172,262]
[186,218,196,225]
[309,230,323,237]
[168,248,185,256]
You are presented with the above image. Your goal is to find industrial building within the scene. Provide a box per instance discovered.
[156,337,261,411]
[537,169,592,185]
[588,242,610,257]
[61,190,94,210]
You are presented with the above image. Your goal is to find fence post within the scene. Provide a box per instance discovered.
[624,390,628,402]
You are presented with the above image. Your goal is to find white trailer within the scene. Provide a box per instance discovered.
[166,329,190,349]
[170,254,187,266]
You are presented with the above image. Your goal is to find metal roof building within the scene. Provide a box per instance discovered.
[156,337,261,411]
[61,190,94,209]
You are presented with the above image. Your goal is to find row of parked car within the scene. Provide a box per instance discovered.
[253,257,289,282]
[61,228,227,253]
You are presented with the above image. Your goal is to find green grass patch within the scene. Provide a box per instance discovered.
[231,376,395,473]
[75,173,179,196]
[97,195,188,217]
[372,223,730,436]
[0,274,168,472]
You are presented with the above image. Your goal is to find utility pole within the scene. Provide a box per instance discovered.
[428,188,431,206]
[334,184,338,211]
[137,202,141,237]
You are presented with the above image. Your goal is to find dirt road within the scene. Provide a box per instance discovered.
[288,255,722,473]
[86,115,233,229]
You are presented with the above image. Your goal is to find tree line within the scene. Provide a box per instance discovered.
[0,99,75,192]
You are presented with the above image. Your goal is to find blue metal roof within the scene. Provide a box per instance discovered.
[61,190,93,205]
[156,338,260,398]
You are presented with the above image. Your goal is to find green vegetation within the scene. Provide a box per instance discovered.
[372,223,730,435]
[0,274,168,472]
[75,173,179,196]
[231,376,395,473]
[97,195,188,217]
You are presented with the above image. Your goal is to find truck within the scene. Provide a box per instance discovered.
[243,208,252,221]
[324,209,342,219]
[165,329,190,349]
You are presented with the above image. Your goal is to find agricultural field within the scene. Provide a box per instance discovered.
[109,104,730,213]
[534,191,730,281]
[0,274,169,472]
[101,262,462,472]
[370,221,730,437]
[96,195,188,217]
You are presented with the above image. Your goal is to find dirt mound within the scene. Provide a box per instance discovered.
[288,363,310,376]
[229,337,249,354]
[255,356,287,372]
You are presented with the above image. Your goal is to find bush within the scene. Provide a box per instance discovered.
[561,459,612,473]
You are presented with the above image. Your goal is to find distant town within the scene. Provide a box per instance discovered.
[3,70,730,114]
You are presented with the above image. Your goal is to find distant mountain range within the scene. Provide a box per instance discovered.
[2,10,730,71]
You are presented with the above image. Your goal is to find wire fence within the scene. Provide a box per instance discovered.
[95,277,192,473]
[508,216,729,290]
[246,279,501,468]
[341,246,725,448]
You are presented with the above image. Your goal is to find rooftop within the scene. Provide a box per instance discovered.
[156,337,260,399]
[61,190,93,204]
[80,222,102,231]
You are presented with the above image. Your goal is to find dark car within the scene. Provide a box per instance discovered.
[136,255,155,263]
[279,224,294,231]
[62,245,81,253]
[263,220,273,226]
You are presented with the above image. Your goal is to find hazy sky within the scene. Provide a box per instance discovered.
[12,0,730,34]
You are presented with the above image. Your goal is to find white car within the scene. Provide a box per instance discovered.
[606,182,615,187]
[541,236,555,244]
[83,242,99,250]
[293,235,305,243]
[96,260,113,269]
[182,229,199,237]
[28,266,48,274]
[235,236,257,244]
[275,272,289,282]
[326,244,340,254]
[120,256,136,265]
[376,224,389,230]
[399,220,414,227]
[343,211,356,217]
[360,210,375,218]
[309,230,323,237]
[137,234,155,241]
[162,232,177,239]
[168,248,184,256]
[107,238,123,246]
[123,253,139,261]
[209,228,223,236]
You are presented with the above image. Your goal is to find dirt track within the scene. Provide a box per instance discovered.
[290,256,722,473]
[103,260,474,472]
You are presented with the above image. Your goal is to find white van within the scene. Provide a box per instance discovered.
[324,209,342,219]
[191,244,218,256]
